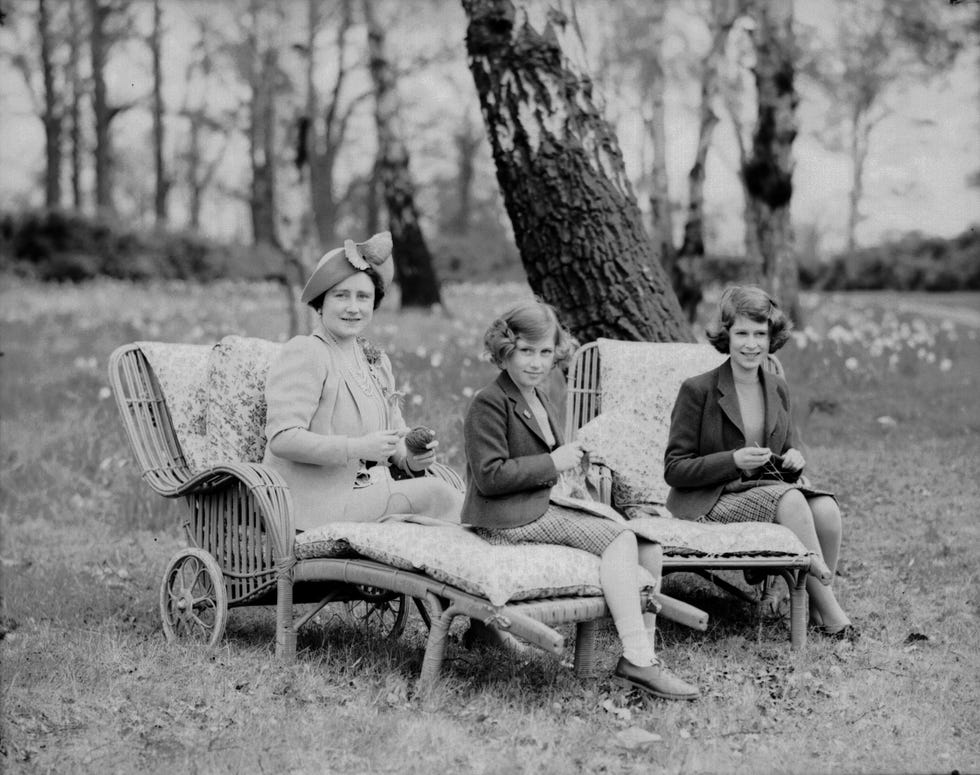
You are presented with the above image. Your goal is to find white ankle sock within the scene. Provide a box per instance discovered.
[616,621,655,667]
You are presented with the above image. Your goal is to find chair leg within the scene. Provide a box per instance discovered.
[416,593,454,695]
[573,620,599,678]
[275,572,296,662]
[785,569,808,650]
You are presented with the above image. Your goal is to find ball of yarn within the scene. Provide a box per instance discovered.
[404,426,436,454]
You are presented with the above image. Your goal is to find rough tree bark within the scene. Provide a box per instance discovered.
[742,0,801,321]
[677,0,745,321]
[38,0,63,208]
[363,0,443,309]
[462,0,692,343]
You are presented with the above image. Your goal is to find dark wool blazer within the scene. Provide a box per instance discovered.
[664,358,798,521]
[461,371,561,529]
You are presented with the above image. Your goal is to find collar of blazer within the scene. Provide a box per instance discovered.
[496,370,561,448]
[716,357,781,444]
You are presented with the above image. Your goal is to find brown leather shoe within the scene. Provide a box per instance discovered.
[614,657,700,701]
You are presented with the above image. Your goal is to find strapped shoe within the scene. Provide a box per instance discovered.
[614,657,700,701]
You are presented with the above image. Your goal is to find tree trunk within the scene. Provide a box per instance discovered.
[678,0,744,321]
[38,0,62,209]
[462,0,692,343]
[305,0,356,251]
[186,112,204,229]
[68,0,83,209]
[448,112,482,234]
[249,42,279,246]
[88,0,113,214]
[845,104,877,254]
[151,0,169,224]
[365,159,382,235]
[363,0,443,309]
[743,0,800,321]
[646,2,675,281]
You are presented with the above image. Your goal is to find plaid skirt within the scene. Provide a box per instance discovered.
[477,504,628,556]
[701,482,836,525]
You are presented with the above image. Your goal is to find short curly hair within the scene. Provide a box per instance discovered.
[484,299,578,370]
[706,285,792,354]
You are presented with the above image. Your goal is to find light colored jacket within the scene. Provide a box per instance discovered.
[461,371,560,529]
[262,323,405,530]
[664,358,797,520]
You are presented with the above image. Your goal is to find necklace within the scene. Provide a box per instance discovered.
[321,329,379,397]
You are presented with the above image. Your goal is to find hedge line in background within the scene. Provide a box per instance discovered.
[1,209,977,291]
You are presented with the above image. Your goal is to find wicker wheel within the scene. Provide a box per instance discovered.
[344,592,407,640]
[159,548,228,647]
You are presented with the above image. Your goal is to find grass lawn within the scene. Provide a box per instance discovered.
[1,277,978,774]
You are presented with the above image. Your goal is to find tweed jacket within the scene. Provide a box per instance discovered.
[461,371,561,529]
[664,358,798,521]
[262,322,406,531]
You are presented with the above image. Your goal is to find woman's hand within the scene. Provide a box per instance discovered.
[401,437,438,472]
[550,441,584,473]
[780,448,805,471]
[350,430,402,462]
[733,445,772,472]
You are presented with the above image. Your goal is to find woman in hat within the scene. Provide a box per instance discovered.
[664,285,856,640]
[263,231,462,531]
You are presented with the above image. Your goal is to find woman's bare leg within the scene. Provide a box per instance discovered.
[809,496,843,574]
[776,490,850,629]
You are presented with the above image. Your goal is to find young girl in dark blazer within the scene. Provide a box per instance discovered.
[664,285,856,640]
[462,300,699,700]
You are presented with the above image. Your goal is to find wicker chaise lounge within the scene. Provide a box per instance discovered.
[566,339,813,648]
[108,337,708,692]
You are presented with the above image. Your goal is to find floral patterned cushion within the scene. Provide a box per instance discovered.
[205,336,283,464]
[137,342,212,472]
[580,340,725,508]
[294,522,658,607]
[626,516,808,557]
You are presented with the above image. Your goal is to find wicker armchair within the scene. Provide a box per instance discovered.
[109,339,707,692]
[565,340,812,649]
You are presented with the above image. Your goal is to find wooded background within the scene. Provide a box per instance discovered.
[1,0,977,339]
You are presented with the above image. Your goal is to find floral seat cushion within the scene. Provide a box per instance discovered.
[205,335,283,464]
[295,522,658,607]
[136,342,212,472]
[577,340,725,509]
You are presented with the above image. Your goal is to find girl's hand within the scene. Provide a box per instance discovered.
[351,430,402,462]
[781,448,805,471]
[403,438,438,471]
[733,445,772,471]
[550,441,584,472]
